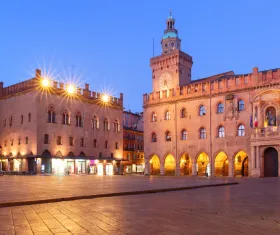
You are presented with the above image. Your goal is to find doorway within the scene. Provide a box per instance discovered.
[264,147,278,177]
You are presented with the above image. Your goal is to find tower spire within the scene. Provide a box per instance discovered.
[161,12,181,54]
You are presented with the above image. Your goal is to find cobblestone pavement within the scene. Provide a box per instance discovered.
[0,178,280,234]
[0,175,235,204]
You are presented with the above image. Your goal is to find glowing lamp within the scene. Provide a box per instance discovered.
[67,84,76,94]
[102,94,110,103]
[41,78,50,88]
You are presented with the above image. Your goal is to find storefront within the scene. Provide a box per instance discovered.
[106,163,113,175]
[66,160,75,174]
[52,159,65,175]
[76,160,86,174]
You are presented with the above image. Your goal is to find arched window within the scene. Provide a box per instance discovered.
[9,116,12,127]
[44,134,49,144]
[151,133,157,142]
[28,113,31,122]
[199,128,206,139]
[165,110,171,120]
[92,116,99,129]
[62,110,70,125]
[181,108,187,118]
[199,105,206,116]
[218,126,225,138]
[238,124,245,136]
[181,130,188,140]
[48,106,56,123]
[76,112,82,127]
[217,103,224,113]
[151,112,157,122]
[104,118,109,131]
[20,115,24,124]
[165,131,171,141]
[113,120,120,132]
[238,100,245,111]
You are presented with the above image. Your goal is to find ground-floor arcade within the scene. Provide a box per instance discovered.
[0,156,123,175]
[145,147,279,178]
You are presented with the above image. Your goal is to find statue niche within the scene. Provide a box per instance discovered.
[265,106,276,127]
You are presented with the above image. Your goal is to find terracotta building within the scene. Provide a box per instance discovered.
[143,13,280,178]
[0,69,124,175]
[123,111,144,174]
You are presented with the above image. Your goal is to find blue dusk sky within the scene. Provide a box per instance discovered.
[0,0,280,112]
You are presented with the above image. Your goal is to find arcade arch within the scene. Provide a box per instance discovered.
[164,154,175,175]
[234,151,248,177]
[180,154,192,175]
[150,155,160,175]
[196,152,210,176]
[214,152,228,176]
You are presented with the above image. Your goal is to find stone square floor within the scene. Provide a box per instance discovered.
[0,177,279,234]
[0,175,235,204]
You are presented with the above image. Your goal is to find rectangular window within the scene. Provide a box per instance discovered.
[69,137,73,146]
[218,80,222,89]
[235,77,240,85]
[25,137,28,144]
[111,153,114,158]
[115,142,119,149]
[105,140,108,149]
[99,152,102,158]
[202,83,206,92]
[210,82,214,90]
[57,136,62,145]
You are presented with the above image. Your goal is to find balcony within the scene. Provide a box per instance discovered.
[124,136,136,140]
[124,147,135,151]
[251,126,280,139]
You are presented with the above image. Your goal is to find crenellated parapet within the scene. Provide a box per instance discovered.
[143,67,280,106]
[0,69,123,107]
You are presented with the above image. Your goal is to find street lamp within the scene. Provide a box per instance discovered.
[67,84,76,95]
[41,78,50,88]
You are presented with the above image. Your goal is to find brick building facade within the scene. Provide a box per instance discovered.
[123,111,144,174]
[0,69,124,175]
[143,13,280,178]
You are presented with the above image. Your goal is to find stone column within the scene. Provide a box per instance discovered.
[251,146,256,169]
[256,146,260,169]
[228,158,233,177]
[175,162,180,176]
[160,162,165,176]
[144,158,150,175]
[192,162,197,176]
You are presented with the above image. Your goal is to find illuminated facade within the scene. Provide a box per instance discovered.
[0,69,124,175]
[123,111,144,174]
[143,13,280,178]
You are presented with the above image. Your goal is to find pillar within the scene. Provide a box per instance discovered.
[251,146,256,169]
[175,162,180,176]
[256,146,260,169]
[144,158,150,175]
[228,158,233,177]
[160,162,164,176]
[192,162,196,176]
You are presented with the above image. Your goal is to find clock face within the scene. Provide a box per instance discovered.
[159,72,173,90]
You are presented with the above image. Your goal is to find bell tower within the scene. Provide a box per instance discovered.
[150,12,193,92]
[161,12,181,54]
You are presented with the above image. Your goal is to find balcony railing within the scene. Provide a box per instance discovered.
[251,126,280,138]
[124,136,136,140]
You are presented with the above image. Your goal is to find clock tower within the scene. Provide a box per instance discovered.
[151,12,193,92]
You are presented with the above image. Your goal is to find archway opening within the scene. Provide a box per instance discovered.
[164,154,175,175]
[264,147,278,177]
[214,152,228,176]
[197,152,210,176]
[234,151,248,177]
[180,154,192,175]
[150,155,160,175]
